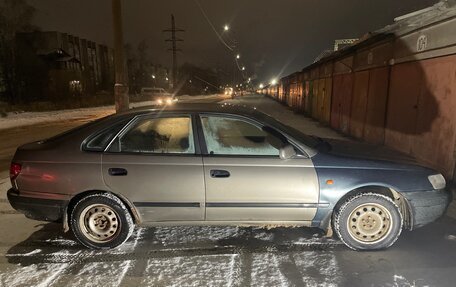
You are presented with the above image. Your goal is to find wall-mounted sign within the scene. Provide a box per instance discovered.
[367,51,374,65]
[417,35,428,52]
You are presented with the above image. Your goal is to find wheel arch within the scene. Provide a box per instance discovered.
[331,185,412,230]
[63,190,142,232]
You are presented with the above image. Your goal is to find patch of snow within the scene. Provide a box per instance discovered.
[250,253,286,286]
[391,274,428,287]
[45,249,83,263]
[289,236,342,246]
[141,254,235,286]
[6,249,41,257]
[227,254,242,287]
[0,95,225,131]
[67,260,132,287]
[154,226,240,246]
[115,227,145,253]
[0,100,158,131]
[0,263,69,287]
[446,234,456,241]
[44,238,78,247]
[251,228,274,241]
[0,106,114,130]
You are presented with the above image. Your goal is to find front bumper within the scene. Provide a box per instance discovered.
[403,188,452,229]
[7,188,68,222]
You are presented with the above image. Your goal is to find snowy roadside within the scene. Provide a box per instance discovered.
[0,94,225,131]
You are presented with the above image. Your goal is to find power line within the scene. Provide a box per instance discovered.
[193,75,219,89]
[193,0,233,51]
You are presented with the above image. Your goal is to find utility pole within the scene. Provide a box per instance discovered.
[112,0,129,112]
[163,15,184,91]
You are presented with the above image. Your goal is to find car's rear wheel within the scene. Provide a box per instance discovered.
[333,193,403,250]
[70,193,134,249]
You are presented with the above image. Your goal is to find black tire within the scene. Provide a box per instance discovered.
[70,192,134,249]
[333,193,403,251]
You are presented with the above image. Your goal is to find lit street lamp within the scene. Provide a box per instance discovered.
[259,83,264,89]
[224,25,229,31]
[242,66,245,71]
[270,78,277,85]
[151,75,156,79]
[236,54,240,59]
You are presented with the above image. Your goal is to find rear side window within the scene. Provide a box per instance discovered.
[113,117,195,154]
[83,120,129,152]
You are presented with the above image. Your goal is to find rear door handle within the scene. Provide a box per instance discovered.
[210,170,230,178]
[108,168,128,176]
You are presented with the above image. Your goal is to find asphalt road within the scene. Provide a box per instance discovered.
[1,94,456,287]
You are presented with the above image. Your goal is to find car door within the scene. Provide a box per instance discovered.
[102,114,205,222]
[198,114,319,222]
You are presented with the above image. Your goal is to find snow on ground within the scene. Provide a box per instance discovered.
[0,94,225,131]
[154,226,240,246]
[142,254,236,286]
[0,263,69,287]
[0,226,344,287]
[0,101,148,130]
[66,260,132,287]
[0,105,115,130]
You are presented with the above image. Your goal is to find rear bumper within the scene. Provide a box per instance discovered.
[403,188,452,229]
[7,188,68,222]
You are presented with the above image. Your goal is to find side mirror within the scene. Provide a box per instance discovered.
[279,145,296,160]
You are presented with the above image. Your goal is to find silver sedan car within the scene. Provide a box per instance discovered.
[8,104,451,250]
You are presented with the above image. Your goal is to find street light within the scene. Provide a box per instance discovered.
[270,78,277,85]
[242,66,245,71]
[223,25,229,31]
[259,83,264,89]
[236,54,240,59]
[151,75,156,79]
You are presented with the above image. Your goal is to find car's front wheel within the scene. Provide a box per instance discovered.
[333,193,403,250]
[70,193,134,249]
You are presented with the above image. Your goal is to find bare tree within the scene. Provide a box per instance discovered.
[0,0,36,103]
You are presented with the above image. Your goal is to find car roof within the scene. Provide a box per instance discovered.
[120,103,260,118]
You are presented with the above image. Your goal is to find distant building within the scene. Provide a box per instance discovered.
[333,38,359,51]
[314,39,359,63]
[15,31,114,102]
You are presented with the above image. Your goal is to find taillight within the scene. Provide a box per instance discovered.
[10,163,22,180]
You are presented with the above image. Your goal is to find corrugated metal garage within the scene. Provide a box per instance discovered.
[263,1,456,182]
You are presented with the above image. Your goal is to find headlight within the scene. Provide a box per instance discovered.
[428,174,446,190]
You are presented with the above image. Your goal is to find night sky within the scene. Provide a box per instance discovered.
[27,0,437,84]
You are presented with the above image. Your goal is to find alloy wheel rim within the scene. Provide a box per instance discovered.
[79,204,120,243]
[347,202,393,244]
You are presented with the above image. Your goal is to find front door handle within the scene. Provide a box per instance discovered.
[108,168,128,176]
[210,170,230,178]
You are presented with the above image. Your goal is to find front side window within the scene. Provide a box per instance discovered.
[201,116,280,156]
[116,117,195,154]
